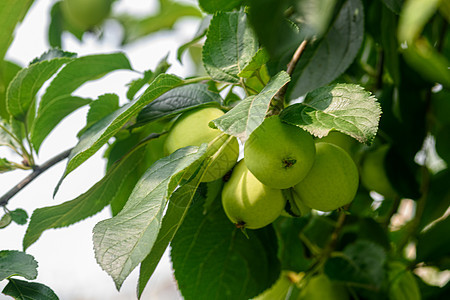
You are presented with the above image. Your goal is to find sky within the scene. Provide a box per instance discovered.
[0,0,200,299]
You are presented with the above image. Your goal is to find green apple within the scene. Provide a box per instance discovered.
[298,274,349,300]
[164,107,225,155]
[317,131,357,157]
[244,115,315,189]
[62,0,112,31]
[360,144,397,198]
[165,107,239,182]
[221,160,285,229]
[294,142,359,212]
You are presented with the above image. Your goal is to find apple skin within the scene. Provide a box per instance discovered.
[164,107,225,155]
[360,144,397,198]
[298,274,349,300]
[317,131,357,157]
[244,116,315,189]
[294,142,359,212]
[221,160,285,229]
[62,0,112,31]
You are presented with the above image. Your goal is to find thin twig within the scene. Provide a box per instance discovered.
[268,39,309,116]
[0,148,72,206]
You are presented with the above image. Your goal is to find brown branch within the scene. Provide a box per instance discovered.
[268,39,309,116]
[0,148,72,206]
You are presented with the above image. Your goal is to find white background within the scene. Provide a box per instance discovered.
[0,0,199,299]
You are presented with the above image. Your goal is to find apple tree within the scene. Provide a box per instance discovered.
[1,0,449,299]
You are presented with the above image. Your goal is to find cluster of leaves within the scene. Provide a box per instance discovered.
[1,0,449,299]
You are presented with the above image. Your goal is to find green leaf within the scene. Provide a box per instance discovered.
[203,11,259,83]
[324,240,386,288]
[381,0,403,14]
[211,71,290,141]
[48,2,64,48]
[54,74,183,194]
[0,121,20,150]
[126,56,171,101]
[0,157,15,173]
[31,95,92,148]
[2,278,59,300]
[398,0,439,43]
[136,83,223,127]
[177,16,211,63]
[30,52,132,151]
[23,139,152,250]
[273,217,313,272]
[0,250,37,281]
[295,0,338,38]
[0,213,12,229]
[420,170,450,230]
[380,6,400,85]
[0,60,22,121]
[416,215,450,267]
[280,84,381,144]
[286,0,364,98]
[10,209,28,225]
[171,196,280,300]
[0,0,34,61]
[93,145,206,289]
[238,48,270,78]
[138,173,206,297]
[199,0,243,13]
[29,48,77,65]
[77,94,119,138]
[6,57,73,121]
[119,0,202,44]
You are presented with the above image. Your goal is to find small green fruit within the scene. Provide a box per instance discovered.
[360,144,397,198]
[294,142,359,212]
[298,274,349,300]
[62,0,112,31]
[221,160,285,229]
[244,116,315,189]
[317,131,357,157]
[164,107,225,155]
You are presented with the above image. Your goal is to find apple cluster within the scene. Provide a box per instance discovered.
[164,107,362,230]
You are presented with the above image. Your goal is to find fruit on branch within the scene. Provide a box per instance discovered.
[298,274,349,300]
[164,107,239,182]
[164,107,225,154]
[62,0,112,31]
[317,131,357,157]
[221,160,285,229]
[293,142,359,212]
[244,116,315,189]
[360,144,397,198]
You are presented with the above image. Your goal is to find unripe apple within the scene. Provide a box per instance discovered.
[294,142,359,212]
[221,160,285,229]
[298,274,349,300]
[360,144,397,198]
[164,107,239,182]
[317,131,357,157]
[164,107,225,155]
[244,116,315,189]
[62,0,112,31]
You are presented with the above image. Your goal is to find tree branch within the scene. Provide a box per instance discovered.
[0,148,72,206]
[268,39,309,116]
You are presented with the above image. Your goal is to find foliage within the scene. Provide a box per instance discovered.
[1,0,449,299]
